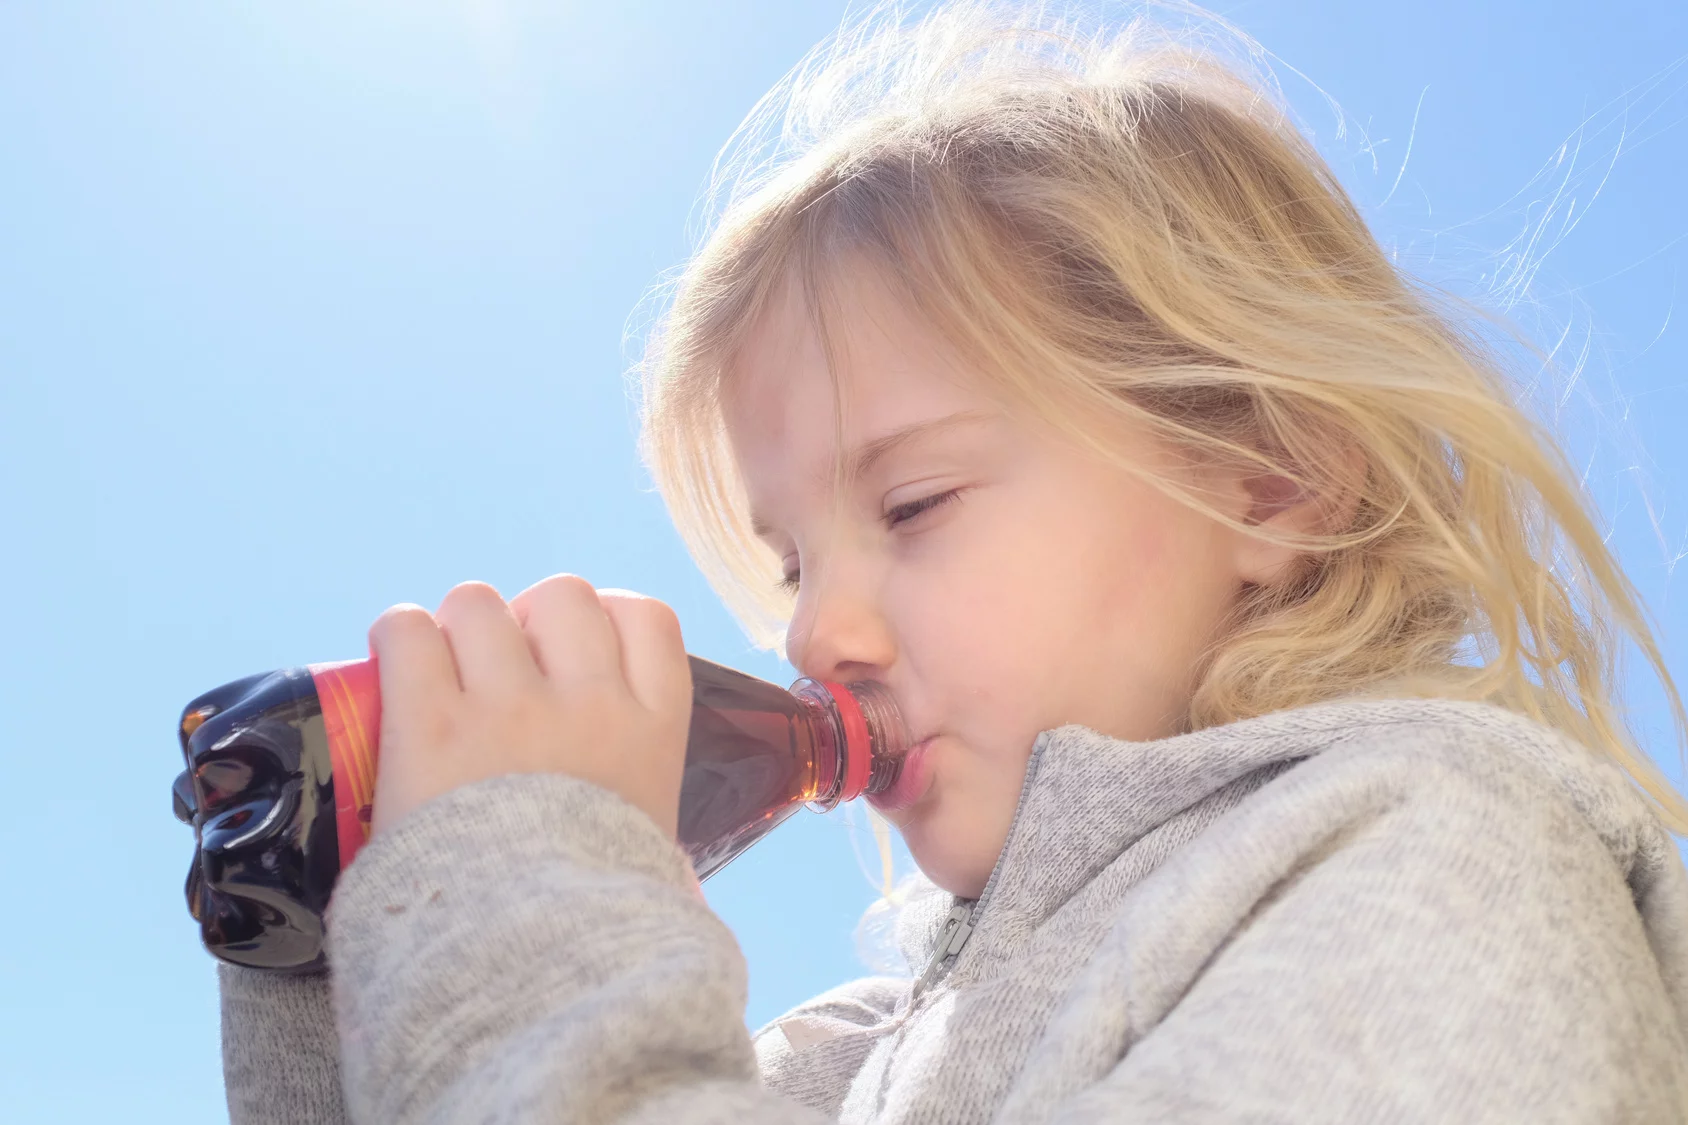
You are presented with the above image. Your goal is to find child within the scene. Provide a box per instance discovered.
[218,3,1688,1120]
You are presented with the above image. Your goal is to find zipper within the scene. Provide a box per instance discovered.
[912,903,974,996]
[909,731,1051,1000]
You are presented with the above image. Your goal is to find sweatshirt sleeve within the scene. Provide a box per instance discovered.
[218,964,348,1125]
[752,976,909,1115]
[1019,728,1688,1123]
[327,772,837,1125]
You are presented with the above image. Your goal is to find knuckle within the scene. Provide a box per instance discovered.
[601,588,679,629]
[438,581,504,617]
[540,573,597,602]
[372,603,434,639]
[518,574,596,618]
[641,598,683,641]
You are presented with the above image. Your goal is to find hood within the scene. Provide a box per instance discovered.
[891,695,1688,1000]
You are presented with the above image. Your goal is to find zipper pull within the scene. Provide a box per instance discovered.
[913,903,975,997]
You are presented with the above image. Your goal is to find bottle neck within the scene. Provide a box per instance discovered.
[790,679,909,810]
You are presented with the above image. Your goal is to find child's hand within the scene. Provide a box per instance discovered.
[364,576,693,842]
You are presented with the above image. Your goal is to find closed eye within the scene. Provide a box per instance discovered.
[775,488,967,594]
[885,487,964,528]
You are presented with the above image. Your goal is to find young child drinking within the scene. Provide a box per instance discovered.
[218,3,1688,1120]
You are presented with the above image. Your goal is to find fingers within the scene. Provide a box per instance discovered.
[509,574,623,689]
[367,603,460,737]
[432,581,543,697]
[378,577,687,722]
[597,590,692,716]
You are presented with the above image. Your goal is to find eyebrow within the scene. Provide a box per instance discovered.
[749,409,994,537]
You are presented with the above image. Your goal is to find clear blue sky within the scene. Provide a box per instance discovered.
[1,2,1684,1121]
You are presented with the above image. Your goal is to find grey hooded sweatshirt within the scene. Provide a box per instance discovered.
[217,696,1688,1123]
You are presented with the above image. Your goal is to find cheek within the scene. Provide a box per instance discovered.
[883,493,1109,717]
[886,565,1013,697]
[1069,465,1240,617]
[994,480,1182,645]
[1081,504,1183,622]
[1070,488,1247,725]
[893,515,1052,664]
[916,477,1234,719]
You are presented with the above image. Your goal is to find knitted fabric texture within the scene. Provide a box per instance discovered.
[217,697,1688,1123]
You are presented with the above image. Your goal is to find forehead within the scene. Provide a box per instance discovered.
[722,264,987,466]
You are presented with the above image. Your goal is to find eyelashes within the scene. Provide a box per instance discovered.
[886,487,963,527]
[777,488,966,593]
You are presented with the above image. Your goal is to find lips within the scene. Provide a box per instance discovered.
[867,734,937,814]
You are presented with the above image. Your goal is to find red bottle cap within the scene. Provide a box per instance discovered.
[817,680,872,802]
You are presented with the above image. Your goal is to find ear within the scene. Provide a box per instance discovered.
[1228,449,1365,589]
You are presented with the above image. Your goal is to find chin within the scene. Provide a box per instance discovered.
[904,819,991,900]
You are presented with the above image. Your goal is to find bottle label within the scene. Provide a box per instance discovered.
[308,659,382,871]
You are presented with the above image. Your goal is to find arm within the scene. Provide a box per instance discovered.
[752,977,909,1114]
[1018,734,1688,1123]
[218,965,347,1125]
[328,772,840,1125]
[213,781,894,1125]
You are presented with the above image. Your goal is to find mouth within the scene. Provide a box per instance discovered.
[866,733,938,814]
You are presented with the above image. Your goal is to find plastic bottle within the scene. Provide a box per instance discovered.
[172,655,906,972]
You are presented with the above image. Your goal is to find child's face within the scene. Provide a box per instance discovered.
[725,265,1266,899]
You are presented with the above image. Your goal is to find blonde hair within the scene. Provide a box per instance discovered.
[637,1,1688,832]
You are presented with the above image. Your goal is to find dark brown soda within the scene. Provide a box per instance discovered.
[174,655,904,972]
[680,659,895,878]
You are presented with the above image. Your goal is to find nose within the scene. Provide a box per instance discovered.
[785,563,896,684]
